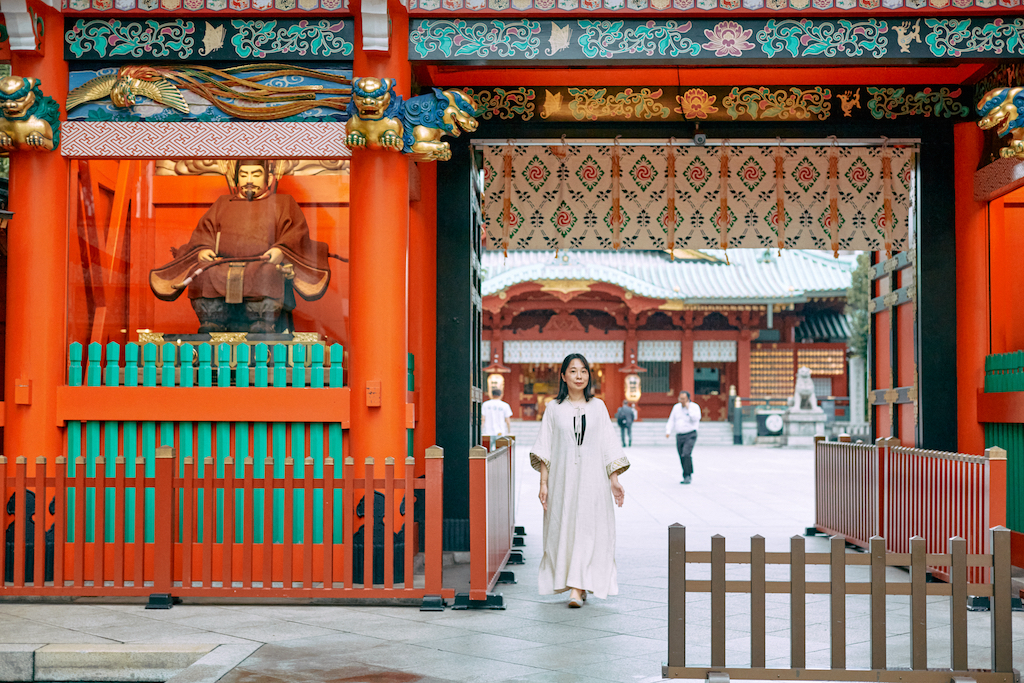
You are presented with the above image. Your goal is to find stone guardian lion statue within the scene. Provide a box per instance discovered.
[789,366,818,412]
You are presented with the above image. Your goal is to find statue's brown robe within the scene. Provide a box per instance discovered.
[150,193,330,303]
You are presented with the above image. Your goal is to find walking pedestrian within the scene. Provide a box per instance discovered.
[531,353,629,607]
[614,400,636,447]
[666,391,701,484]
[482,388,513,438]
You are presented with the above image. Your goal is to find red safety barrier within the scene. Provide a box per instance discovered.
[0,446,450,600]
[815,436,1007,582]
[884,444,1006,582]
[814,435,883,548]
[468,437,514,602]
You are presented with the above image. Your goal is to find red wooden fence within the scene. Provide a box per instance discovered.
[814,436,1007,581]
[1,446,450,600]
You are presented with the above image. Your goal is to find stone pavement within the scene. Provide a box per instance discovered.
[1,440,1023,682]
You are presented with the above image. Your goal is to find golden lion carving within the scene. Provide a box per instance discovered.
[0,76,60,153]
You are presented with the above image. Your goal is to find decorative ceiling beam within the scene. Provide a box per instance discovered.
[411,17,1024,64]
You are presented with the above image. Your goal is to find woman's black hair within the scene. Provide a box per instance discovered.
[556,353,594,403]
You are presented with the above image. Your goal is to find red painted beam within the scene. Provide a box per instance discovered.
[977,390,1024,425]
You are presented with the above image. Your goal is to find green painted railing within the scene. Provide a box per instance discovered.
[984,351,1024,393]
[66,341,345,546]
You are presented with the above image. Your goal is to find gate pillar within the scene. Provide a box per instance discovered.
[349,0,412,478]
[4,4,69,472]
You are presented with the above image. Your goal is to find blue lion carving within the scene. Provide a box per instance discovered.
[345,78,479,162]
[402,88,479,162]
[977,87,1024,160]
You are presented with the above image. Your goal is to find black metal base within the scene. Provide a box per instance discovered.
[967,596,990,611]
[507,550,525,565]
[804,527,826,537]
[419,595,446,611]
[513,536,525,547]
[496,570,516,585]
[514,526,526,536]
[145,593,179,610]
[452,592,506,610]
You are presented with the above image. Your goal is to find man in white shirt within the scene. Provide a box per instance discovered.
[665,391,701,484]
[482,389,513,439]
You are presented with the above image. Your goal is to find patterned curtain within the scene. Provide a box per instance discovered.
[479,143,914,253]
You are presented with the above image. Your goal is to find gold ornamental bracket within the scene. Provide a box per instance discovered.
[345,77,481,162]
[978,86,1024,161]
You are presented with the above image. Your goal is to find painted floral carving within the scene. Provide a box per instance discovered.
[466,87,536,121]
[230,19,352,59]
[757,19,888,59]
[702,21,754,57]
[410,19,542,59]
[723,87,831,121]
[577,20,699,59]
[65,19,195,59]
[675,88,718,119]
[866,86,968,119]
[566,87,671,121]
[924,18,1024,58]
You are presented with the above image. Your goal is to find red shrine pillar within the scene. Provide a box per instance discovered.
[737,329,752,398]
[680,329,695,399]
[409,161,437,475]
[349,0,411,477]
[4,5,70,472]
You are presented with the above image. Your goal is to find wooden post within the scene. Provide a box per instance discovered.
[153,447,174,592]
[750,534,765,668]
[424,446,444,593]
[710,534,726,667]
[909,535,927,669]
[667,524,685,668]
[468,445,488,601]
[985,447,1007,532]
[949,536,967,670]
[829,535,846,670]
[790,534,805,669]
[991,526,1012,672]
[869,536,886,669]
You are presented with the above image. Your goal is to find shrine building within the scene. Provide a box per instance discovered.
[481,248,855,422]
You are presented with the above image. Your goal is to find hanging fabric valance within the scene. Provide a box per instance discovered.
[478,142,915,254]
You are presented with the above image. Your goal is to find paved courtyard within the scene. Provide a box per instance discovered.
[1,439,1022,682]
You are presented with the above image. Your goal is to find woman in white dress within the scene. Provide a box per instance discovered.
[530,353,629,607]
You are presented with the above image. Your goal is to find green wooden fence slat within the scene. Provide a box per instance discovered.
[66,344,83,542]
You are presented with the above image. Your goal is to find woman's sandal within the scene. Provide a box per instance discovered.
[567,595,584,608]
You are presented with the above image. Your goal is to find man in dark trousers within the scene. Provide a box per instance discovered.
[665,391,701,484]
[615,400,636,447]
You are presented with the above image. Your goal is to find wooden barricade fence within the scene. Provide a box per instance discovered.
[0,446,449,601]
[814,436,882,547]
[463,436,516,607]
[664,525,1016,682]
[814,436,1007,582]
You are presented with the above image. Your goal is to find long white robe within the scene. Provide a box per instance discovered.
[530,397,629,599]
